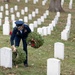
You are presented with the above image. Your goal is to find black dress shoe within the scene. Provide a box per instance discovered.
[24,64,28,67]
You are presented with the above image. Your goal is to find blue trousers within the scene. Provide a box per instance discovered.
[15,36,28,65]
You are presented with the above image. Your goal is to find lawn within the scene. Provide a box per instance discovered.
[0,0,75,75]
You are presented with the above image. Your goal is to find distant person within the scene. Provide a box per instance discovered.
[10,20,31,67]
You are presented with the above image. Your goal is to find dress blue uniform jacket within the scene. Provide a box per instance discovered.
[10,24,31,46]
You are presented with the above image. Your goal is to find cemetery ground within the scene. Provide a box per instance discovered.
[0,0,75,75]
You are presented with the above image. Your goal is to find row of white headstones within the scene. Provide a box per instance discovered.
[18,0,73,9]
[47,14,72,75]
[46,1,72,72]
[1,10,72,41]
[17,0,73,9]
[0,42,64,75]
[0,2,42,26]
[17,0,73,8]
[61,0,73,9]
[1,8,49,35]
[0,0,73,24]
[0,0,72,40]
[17,0,48,6]
[0,5,38,24]
[0,42,64,68]
[61,13,71,41]
[0,0,73,75]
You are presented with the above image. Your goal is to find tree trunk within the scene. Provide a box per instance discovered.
[2,0,10,2]
[48,0,64,12]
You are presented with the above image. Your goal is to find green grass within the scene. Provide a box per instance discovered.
[0,0,75,75]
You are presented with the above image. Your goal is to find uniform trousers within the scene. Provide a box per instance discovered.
[15,36,28,65]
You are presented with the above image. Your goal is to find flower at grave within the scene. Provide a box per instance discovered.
[30,38,36,47]
[26,32,44,48]
[12,47,26,65]
[9,31,12,35]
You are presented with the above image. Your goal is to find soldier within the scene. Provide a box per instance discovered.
[10,20,31,67]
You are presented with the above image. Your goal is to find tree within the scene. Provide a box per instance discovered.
[2,0,10,2]
[48,0,64,12]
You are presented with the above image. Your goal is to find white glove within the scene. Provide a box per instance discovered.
[11,45,17,52]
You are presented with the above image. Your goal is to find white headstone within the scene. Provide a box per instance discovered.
[0,47,12,68]
[0,12,3,18]
[10,8,14,13]
[16,12,20,18]
[12,21,16,28]
[61,0,64,6]
[65,25,70,30]
[32,11,36,17]
[21,9,25,15]
[69,3,72,9]
[17,0,20,2]
[61,29,70,40]
[0,6,4,11]
[5,10,9,15]
[37,18,41,25]
[4,21,10,24]
[54,16,58,25]
[5,16,9,21]
[35,8,39,14]
[52,20,56,27]
[33,21,38,28]
[24,7,28,12]
[56,12,60,17]
[42,1,45,5]
[66,20,71,26]
[14,5,18,11]
[25,0,28,3]
[45,10,49,16]
[4,17,9,23]
[0,19,2,26]
[29,23,34,32]
[47,26,51,35]
[47,58,60,75]
[37,28,43,36]
[68,14,71,19]
[43,13,47,19]
[41,16,44,22]
[11,14,15,21]
[42,26,47,36]
[28,14,32,20]
[5,4,8,9]
[36,0,38,2]
[3,23,10,35]
[49,24,53,31]
[24,16,28,23]
[69,0,73,9]
[33,0,37,4]
[54,42,64,60]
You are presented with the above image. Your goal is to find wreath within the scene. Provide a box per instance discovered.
[26,32,44,48]
[12,48,26,65]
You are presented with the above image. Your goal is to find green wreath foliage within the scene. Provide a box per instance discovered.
[27,32,44,48]
[12,48,26,65]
